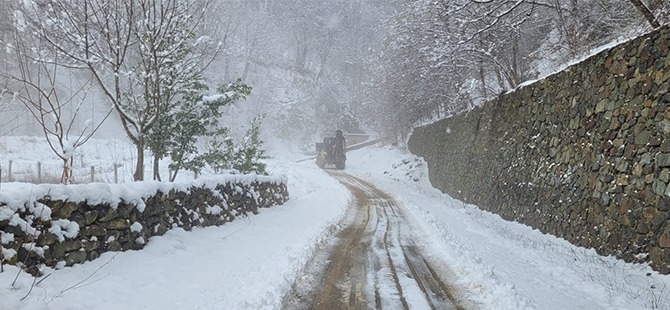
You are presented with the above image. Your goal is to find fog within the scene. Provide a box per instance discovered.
[1,0,666,154]
[0,0,397,153]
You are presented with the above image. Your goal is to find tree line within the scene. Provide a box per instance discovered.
[0,0,269,183]
[363,0,669,142]
[3,1,658,171]
[0,0,401,181]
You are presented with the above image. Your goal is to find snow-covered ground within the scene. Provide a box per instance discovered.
[1,138,669,310]
[0,135,227,184]
[0,158,350,310]
[348,146,670,310]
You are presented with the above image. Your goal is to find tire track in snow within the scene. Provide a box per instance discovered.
[282,171,465,310]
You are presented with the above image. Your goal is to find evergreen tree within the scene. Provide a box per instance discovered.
[231,115,268,175]
[203,114,268,175]
[149,79,252,181]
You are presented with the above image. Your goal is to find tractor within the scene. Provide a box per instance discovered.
[316,130,346,169]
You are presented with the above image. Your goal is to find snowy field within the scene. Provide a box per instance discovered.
[0,135,209,184]
[1,137,669,310]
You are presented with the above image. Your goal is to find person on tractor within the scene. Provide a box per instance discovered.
[315,130,347,169]
[334,130,346,169]
[334,130,346,157]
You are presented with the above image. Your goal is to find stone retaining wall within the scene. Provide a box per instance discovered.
[409,26,670,273]
[0,176,288,274]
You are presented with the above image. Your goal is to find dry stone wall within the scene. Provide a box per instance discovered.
[0,176,288,274]
[409,26,670,274]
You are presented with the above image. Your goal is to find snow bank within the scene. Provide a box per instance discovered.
[347,146,670,310]
[0,160,348,310]
[0,174,285,213]
[0,173,289,275]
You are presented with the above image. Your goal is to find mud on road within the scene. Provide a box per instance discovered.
[283,172,471,310]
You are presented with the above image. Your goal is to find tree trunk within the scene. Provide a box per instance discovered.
[316,63,325,82]
[169,154,185,182]
[134,138,145,181]
[479,63,488,100]
[295,45,307,72]
[224,58,230,82]
[151,132,162,181]
[243,59,251,81]
[494,67,506,90]
[153,155,161,181]
[61,158,70,185]
[509,30,521,89]
[629,0,661,28]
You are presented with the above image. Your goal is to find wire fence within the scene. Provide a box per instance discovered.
[0,160,128,184]
[0,159,202,187]
[0,135,209,187]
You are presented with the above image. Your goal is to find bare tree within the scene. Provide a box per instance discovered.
[271,0,318,73]
[0,82,29,137]
[3,30,111,184]
[629,0,661,28]
[17,0,141,178]
[362,0,661,141]
[18,0,223,181]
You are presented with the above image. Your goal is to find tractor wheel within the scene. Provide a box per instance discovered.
[316,154,326,168]
[335,162,345,169]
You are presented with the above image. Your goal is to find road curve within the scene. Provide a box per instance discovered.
[283,171,467,310]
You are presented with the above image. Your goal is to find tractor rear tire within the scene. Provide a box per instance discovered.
[316,154,326,168]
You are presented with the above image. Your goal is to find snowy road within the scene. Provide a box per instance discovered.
[283,171,464,310]
[2,145,670,310]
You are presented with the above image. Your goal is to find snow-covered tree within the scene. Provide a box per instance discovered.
[153,79,252,181]
[127,0,223,181]
[364,0,665,141]
[230,115,268,175]
[17,0,223,181]
[202,114,267,175]
[204,0,391,148]
[3,19,111,184]
[0,81,26,137]
[628,0,662,27]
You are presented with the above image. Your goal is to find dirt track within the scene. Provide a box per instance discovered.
[283,172,467,310]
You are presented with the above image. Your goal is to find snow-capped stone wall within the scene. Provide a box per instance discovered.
[410,26,670,274]
[0,175,288,274]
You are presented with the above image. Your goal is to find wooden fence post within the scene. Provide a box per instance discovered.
[114,163,118,183]
[90,166,95,183]
[8,160,12,182]
[37,162,42,183]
